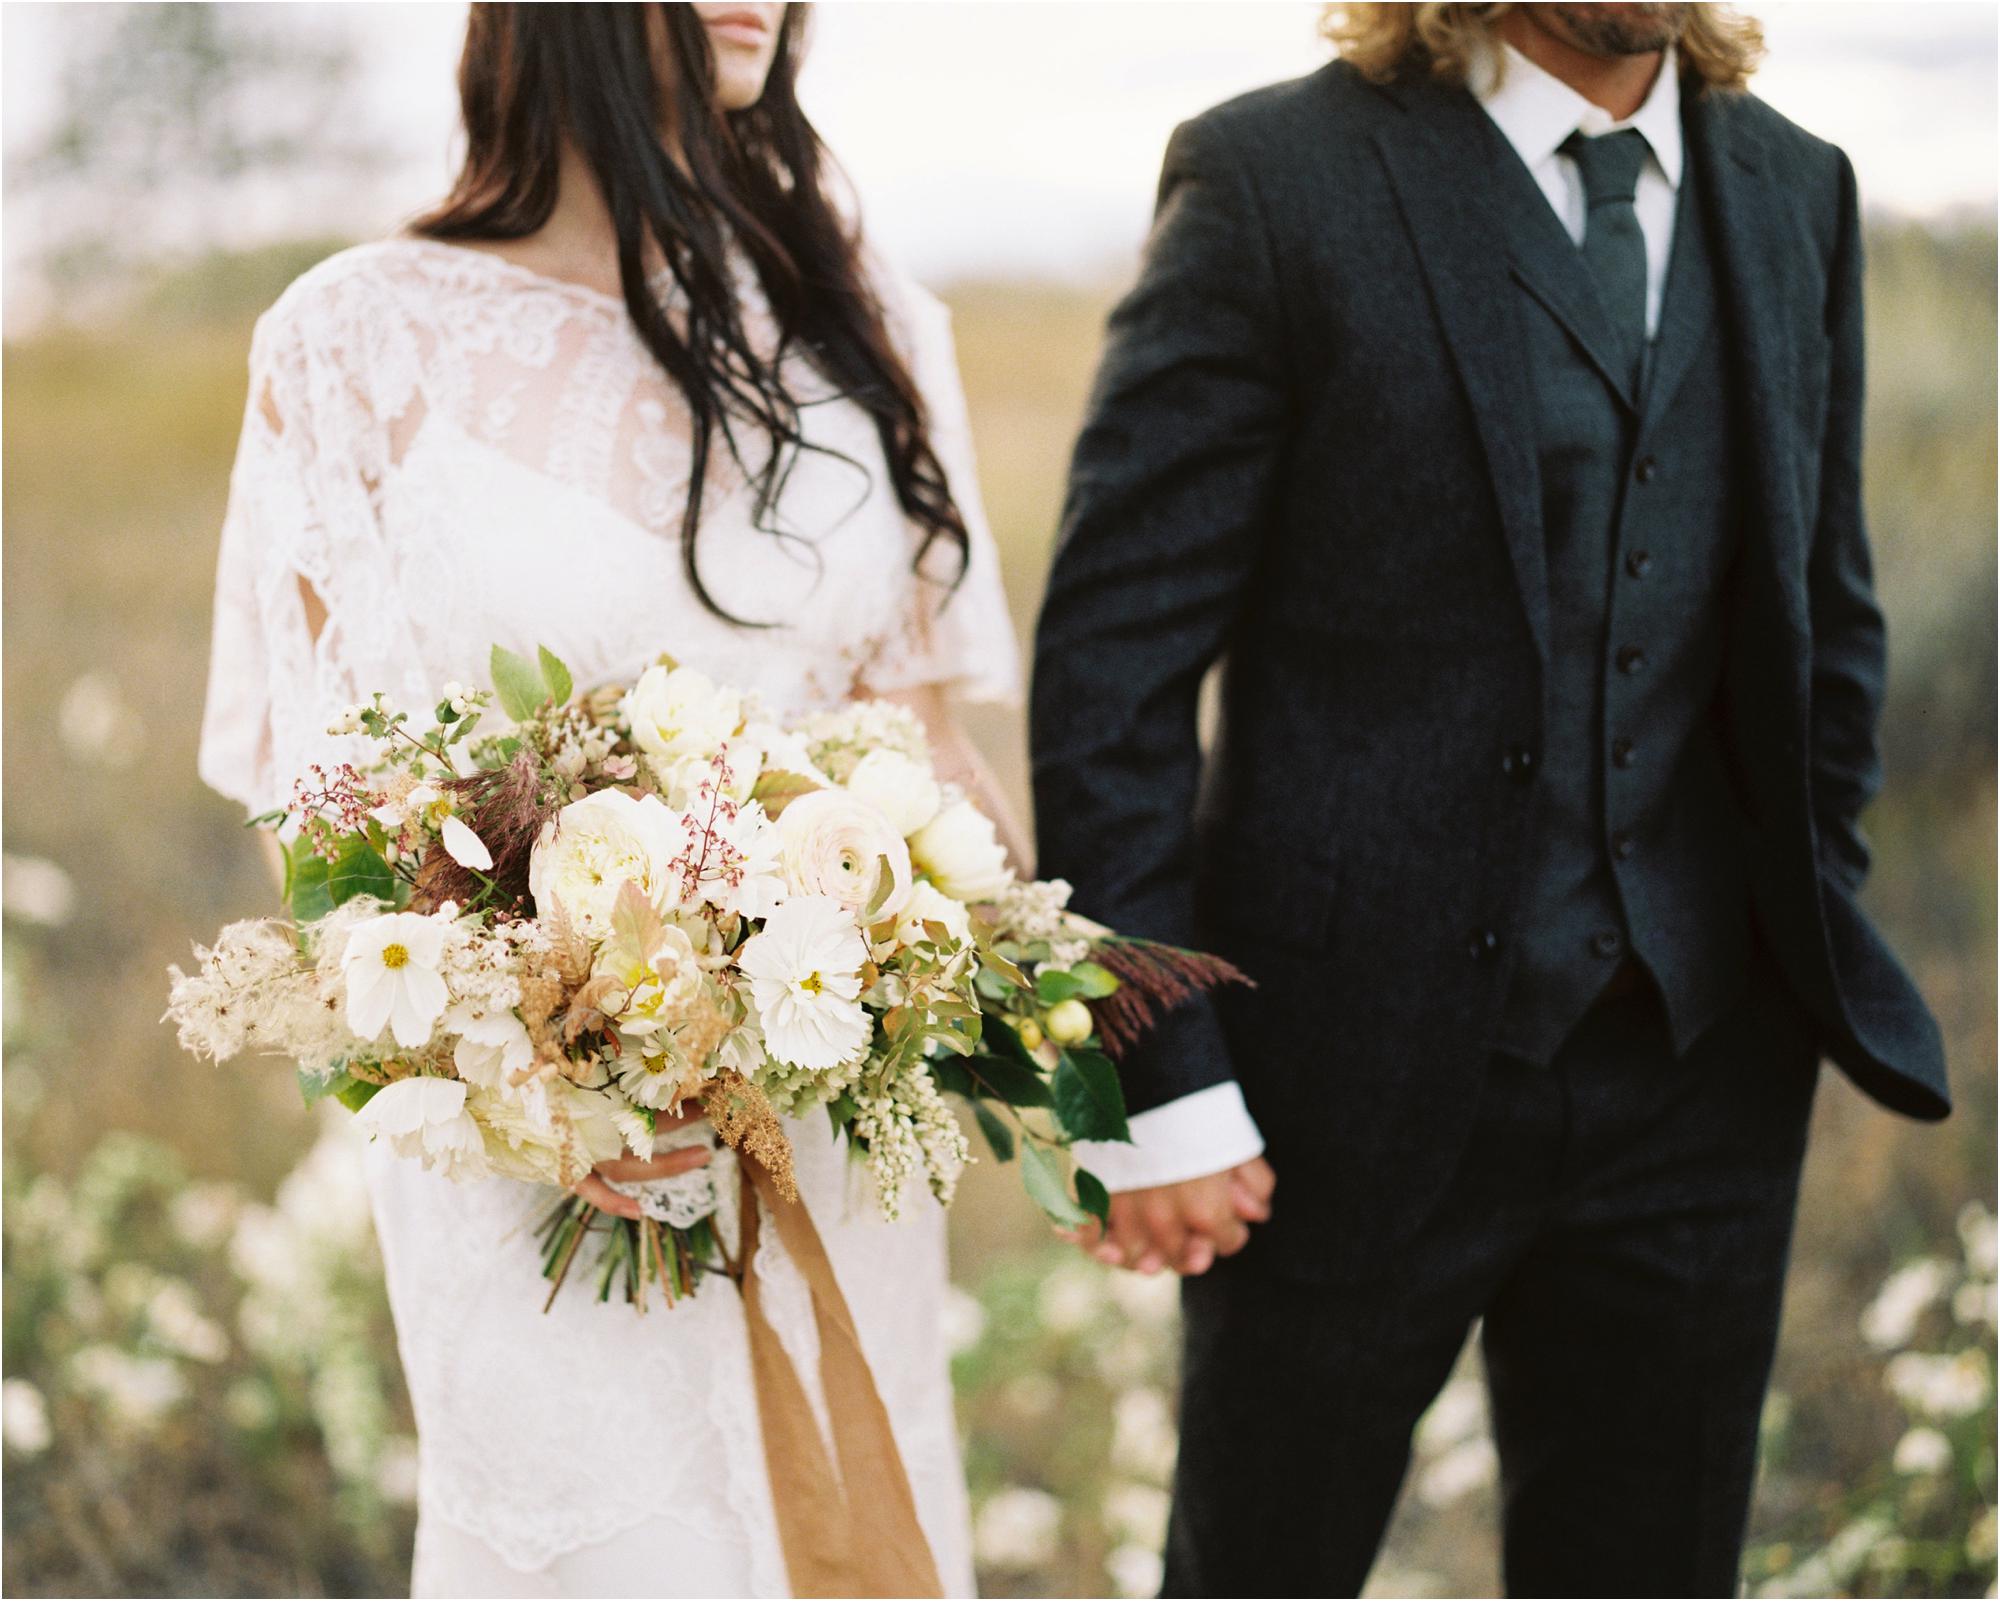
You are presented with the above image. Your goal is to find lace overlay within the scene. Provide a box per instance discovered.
[197,236,1018,1595]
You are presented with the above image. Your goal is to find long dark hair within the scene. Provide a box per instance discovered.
[410,3,968,621]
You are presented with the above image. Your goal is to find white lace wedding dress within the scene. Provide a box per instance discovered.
[195,235,1019,1597]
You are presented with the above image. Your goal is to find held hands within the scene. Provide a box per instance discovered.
[1067,1157,1276,1277]
[571,1105,710,1221]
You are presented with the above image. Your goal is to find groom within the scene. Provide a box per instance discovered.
[1030,3,1949,1594]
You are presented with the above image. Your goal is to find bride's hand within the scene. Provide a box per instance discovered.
[570,1105,711,1220]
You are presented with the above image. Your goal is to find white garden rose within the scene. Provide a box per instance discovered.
[622,665,742,771]
[777,788,913,920]
[893,880,973,950]
[528,788,684,941]
[909,798,1014,902]
[844,749,942,837]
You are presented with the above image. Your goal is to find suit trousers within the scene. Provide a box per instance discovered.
[1162,948,1820,1598]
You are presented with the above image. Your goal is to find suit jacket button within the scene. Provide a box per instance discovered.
[1467,928,1501,962]
[1626,549,1654,578]
[1616,644,1648,675]
[1591,927,1624,959]
[1634,455,1659,484]
[1612,831,1637,861]
[1500,744,1537,784]
[1611,736,1636,769]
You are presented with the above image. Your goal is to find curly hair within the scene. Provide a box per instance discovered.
[1321,3,1765,92]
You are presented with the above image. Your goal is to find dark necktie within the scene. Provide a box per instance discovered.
[1561,128,1650,392]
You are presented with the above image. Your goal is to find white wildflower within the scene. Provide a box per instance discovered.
[353,1077,488,1179]
[1892,1425,1953,1475]
[1862,1257,1953,1350]
[2,1379,52,1455]
[342,911,450,1049]
[974,1486,1062,1571]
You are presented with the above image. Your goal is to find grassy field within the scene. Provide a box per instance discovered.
[3,229,1994,1596]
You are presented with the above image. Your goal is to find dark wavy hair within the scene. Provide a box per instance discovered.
[409,2,968,622]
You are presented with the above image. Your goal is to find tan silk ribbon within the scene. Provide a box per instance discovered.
[736,1157,945,1598]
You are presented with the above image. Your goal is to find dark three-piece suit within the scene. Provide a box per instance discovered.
[1029,56,1948,1597]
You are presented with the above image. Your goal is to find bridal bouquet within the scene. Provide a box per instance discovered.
[167,643,1242,1309]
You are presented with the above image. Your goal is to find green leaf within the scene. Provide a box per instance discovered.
[1053,1048,1131,1143]
[334,1077,383,1113]
[1067,960,1121,998]
[1036,968,1090,1004]
[288,834,397,925]
[537,645,574,706]
[1019,1141,1090,1228]
[298,1065,351,1106]
[971,1100,1016,1162]
[929,1058,975,1099]
[964,1051,1054,1109]
[976,945,1032,992]
[490,643,548,722]
[1075,1168,1110,1227]
[749,769,822,818]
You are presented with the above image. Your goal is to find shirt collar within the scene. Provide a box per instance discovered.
[1470,37,1684,190]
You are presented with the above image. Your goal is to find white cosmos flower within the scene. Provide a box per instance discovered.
[443,1001,534,1087]
[909,798,1014,902]
[777,787,913,921]
[844,749,942,837]
[342,912,450,1049]
[623,664,742,769]
[528,787,684,941]
[353,1077,487,1178]
[441,815,493,871]
[736,894,872,1070]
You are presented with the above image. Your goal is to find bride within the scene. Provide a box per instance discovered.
[195,4,1023,1594]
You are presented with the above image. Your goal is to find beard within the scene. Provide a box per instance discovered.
[1534,3,1692,57]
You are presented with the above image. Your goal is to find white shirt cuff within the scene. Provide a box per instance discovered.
[1072,1080,1266,1193]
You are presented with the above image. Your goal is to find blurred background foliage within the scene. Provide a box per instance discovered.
[3,6,1995,1598]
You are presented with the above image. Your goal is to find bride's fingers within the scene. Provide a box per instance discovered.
[572,1173,644,1220]
[655,1104,708,1130]
[592,1147,713,1184]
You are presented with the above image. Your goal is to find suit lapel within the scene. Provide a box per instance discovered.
[1372,82,1550,660]
[1484,141,1643,411]
[1637,163,1715,427]
[1683,88,1807,619]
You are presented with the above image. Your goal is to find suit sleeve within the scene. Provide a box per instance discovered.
[1807,148,1888,895]
[1029,114,1291,1118]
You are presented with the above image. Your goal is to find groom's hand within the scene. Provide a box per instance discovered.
[1073,1157,1275,1276]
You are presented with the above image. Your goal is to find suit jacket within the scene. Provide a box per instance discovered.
[1029,58,1948,1272]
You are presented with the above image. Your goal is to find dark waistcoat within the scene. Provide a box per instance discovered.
[1490,145,1753,1065]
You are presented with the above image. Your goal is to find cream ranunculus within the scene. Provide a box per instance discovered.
[909,798,1014,903]
[844,749,942,837]
[622,665,742,771]
[777,788,913,920]
[527,788,685,942]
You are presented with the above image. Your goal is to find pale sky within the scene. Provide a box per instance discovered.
[3,1,1996,296]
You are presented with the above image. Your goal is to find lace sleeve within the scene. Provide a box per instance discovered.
[861,267,1024,708]
[195,289,384,829]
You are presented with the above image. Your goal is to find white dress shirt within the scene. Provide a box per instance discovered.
[1078,42,1687,1197]
[1471,39,1685,336]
